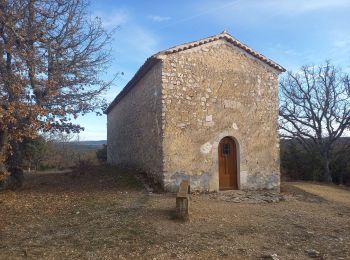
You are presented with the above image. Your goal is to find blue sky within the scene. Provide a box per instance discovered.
[74,0,350,140]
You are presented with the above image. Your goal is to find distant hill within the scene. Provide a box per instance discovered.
[66,140,106,151]
[73,140,107,146]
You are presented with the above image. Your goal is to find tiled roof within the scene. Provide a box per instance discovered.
[105,57,159,114]
[105,31,285,113]
[156,31,285,72]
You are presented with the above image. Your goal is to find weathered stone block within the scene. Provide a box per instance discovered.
[175,180,190,220]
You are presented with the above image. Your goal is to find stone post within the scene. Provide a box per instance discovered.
[176,180,190,221]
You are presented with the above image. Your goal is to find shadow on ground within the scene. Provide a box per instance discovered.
[19,165,142,194]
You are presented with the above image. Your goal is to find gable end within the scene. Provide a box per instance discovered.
[105,31,285,114]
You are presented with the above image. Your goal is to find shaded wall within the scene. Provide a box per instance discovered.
[107,62,163,184]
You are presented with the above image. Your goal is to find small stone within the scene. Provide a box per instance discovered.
[200,142,212,154]
[205,115,212,122]
[170,253,177,258]
[306,249,320,258]
[204,121,214,127]
[261,254,279,260]
[270,254,279,260]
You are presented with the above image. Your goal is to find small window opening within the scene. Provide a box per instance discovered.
[222,143,230,155]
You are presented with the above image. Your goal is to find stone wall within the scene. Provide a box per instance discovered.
[107,62,164,184]
[160,40,280,192]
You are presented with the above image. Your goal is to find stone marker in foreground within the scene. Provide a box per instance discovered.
[176,180,190,220]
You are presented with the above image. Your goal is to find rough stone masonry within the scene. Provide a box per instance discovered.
[106,31,285,192]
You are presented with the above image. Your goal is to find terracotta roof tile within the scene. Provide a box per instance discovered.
[155,31,285,72]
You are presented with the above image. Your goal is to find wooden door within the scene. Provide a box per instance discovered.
[218,137,238,190]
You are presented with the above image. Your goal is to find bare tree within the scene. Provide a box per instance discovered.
[0,0,115,180]
[279,61,350,183]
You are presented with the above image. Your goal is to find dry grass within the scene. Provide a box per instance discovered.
[291,182,350,205]
[0,166,349,259]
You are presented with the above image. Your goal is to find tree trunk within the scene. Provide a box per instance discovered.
[323,156,332,183]
[0,160,7,182]
[7,142,24,169]
[0,131,24,189]
[339,172,344,185]
[0,129,9,178]
[7,142,24,188]
[0,129,9,190]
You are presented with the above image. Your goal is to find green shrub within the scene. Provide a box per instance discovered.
[96,144,107,163]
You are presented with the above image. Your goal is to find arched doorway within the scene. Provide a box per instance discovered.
[218,136,238,190]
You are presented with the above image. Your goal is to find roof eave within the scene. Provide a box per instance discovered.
[104,56,160,114]
[158,32,286,73]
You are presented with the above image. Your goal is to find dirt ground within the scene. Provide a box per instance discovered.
[0,166,349,260]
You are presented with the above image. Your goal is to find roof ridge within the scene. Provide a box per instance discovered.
[154,31,285,72]
[153,31,232,57]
